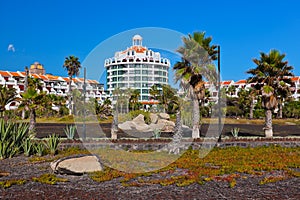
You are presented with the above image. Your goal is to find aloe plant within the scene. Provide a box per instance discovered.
[64,125,76,140]
[34,142,45,157]
[23,138,34,157]
[0,119,29,159]
[45,134,60,155]
[231,127,240,138]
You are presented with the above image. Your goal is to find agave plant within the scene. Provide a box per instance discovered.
[34,142,45,157]
[23,138,34,157]
[64,125,76,140]
[0,119,29,159]
[45,134,60,155]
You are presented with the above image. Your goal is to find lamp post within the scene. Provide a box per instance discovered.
[217,45,222,142]
[83,67,86,140]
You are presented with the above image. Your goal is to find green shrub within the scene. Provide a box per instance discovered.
[254,109,265,119]
[59,106,69,117]
[0,119,29,159]
[45,134,60,155]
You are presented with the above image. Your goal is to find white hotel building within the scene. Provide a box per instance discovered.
[105,35,170,105]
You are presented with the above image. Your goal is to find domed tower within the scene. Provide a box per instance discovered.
[132,34,142,46]
[29,62,45,75]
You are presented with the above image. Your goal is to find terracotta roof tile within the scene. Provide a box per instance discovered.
[221,80,233,85]
[291,77,300,82]
[0,71,11,77]
[234,80,247,84]
[9,72,24,77]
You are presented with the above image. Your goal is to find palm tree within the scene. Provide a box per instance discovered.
[0,85,18,117]
[247,49,294,137]
[174,32,217,138]
[189,32,218,61]
[63,55,82,115]
[129,89,141,111]
[19,88,48,132]
[149,84,160,101]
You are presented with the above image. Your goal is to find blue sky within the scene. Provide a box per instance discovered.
[1,0,300,87]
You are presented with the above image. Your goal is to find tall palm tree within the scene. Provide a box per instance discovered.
[19,88,48,132]
[63,55,82,115]
[247,49,294,137]
[174,32,217,138]
[0,85,18,117]
[189,32,218,61]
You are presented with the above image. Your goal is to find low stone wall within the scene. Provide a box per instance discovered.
[59,138,300,151]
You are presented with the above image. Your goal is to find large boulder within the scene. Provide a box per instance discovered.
[149,123,165,131]
[118,121,135,131]
[158,113,170,120]
[51,155,103,175]
[132,114,145,124]
[118,114,152,132]
[150,113,159,124]
[157,119,175,127]
[157,119,175,132]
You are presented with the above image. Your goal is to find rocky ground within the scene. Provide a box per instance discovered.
[0,154,299,200]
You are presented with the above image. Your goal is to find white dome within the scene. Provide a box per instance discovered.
[133,34,142,40]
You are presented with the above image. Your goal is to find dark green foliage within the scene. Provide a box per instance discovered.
[283,101,300,118]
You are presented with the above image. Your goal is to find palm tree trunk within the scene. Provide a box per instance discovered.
[264,109,273,137]
[29,109,36,132]
[169,109,182,155]
[111,102,118,139]
[192,98,200,139]
[68,76,72,115]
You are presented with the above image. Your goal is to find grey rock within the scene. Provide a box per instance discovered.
[51,155,103,175]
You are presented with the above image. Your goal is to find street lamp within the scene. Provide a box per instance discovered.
[217,45,222,142]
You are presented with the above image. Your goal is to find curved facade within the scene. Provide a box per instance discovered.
[105,35,170,104]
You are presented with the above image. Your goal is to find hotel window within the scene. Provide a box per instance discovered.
[142,77,148,81]
[142,89,149,94]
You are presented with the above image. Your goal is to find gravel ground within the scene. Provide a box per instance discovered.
[1,155,300,200]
